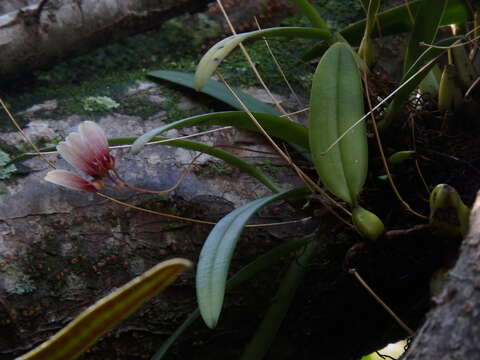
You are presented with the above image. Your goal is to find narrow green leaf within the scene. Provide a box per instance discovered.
[240,240,318,360]
[149,70,280,115]
[358,0,381,67]
[131,111,309,154]
[403,0,448,73]
[380,36,462,128]
[309,42,368,205]
[288,0,329,29]
[17,259,191,360]
[151,236,313,360]
[12,136,283,193]
[340,0,469,46]
[117,137,282,193]
[438,64,463,112]
[194,27,330,90]
[196,187,310,329]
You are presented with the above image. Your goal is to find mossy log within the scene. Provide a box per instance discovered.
[0,0,212,80]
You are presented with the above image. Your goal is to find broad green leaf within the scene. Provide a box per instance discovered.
[17,258,191,360]
[131,111,309,154]
[239,240,318,360]
[11,136,283,193]
[403,0,448,73]
[288,0,328,29]
[196,187,309,328]
[152,235,313,359]
[149,70,280,116]
[340,0,469,46]
[194,27,330,90]
[309,42,367,206]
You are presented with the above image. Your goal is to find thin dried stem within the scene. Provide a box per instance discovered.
[0,97,56,169]
[215,0,289,116]
[281,107,309,117]
[216,70,352,217]
[362,73,427,219]
[350,268,415,336]
[96,192,311,228]
[111,126,234,150]
[465,75,480,97]
[254,17,303,108]
[409,113,430,195]
[23,126,236,156]
[320,55,442,157]
[420,35,480,50]
[114,152,205,195]
[97,192,216,225]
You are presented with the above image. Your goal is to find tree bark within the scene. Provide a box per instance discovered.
[0,0,212,81]
[402,191,480,359]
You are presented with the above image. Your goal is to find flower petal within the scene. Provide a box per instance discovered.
[57,142,97,177]
[65,132,96,163]
[44,170,99,192]
[79,121,110,160]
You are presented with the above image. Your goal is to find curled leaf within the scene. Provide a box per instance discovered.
[194,27,330,90]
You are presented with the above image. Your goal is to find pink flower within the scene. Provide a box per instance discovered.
[45,170,104,192]
[45,121,115,192]
[57,121,115,178]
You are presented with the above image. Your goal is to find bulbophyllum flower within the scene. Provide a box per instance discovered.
[44,170,104,192]
[45,121,115,192]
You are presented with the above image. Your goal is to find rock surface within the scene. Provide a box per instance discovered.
[0,80,308,359]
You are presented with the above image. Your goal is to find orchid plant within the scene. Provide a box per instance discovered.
[44,121,114,192]
[3,0,478,359]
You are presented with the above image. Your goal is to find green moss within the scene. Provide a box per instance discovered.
[257,160,283,174]
[0,150,16,179]
[1,3,363,131]
[83,96,120,112]
[199,161,235,178]
[119,96,161,119]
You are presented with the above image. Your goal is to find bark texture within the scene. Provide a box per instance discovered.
[403,191,480,359]
[0,81,309,359]
[0,0,212,80]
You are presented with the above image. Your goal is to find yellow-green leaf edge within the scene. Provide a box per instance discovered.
[17,258,192,360]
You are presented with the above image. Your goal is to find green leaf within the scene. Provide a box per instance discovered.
[131,111,309,154]
[340,0,469,46]
[149,70,280,116]
[17,259,191,360]
[309,42,368,206]
[288,0,329,29]
[194,27,330,90]
[151,235,313,360]
[357,0,381,67]
[380,36,462,128]
[0,150,16,179]
[403,0,448,73]
[240,240,318,360]
[196,187,310,328]
[11,136,283,194]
